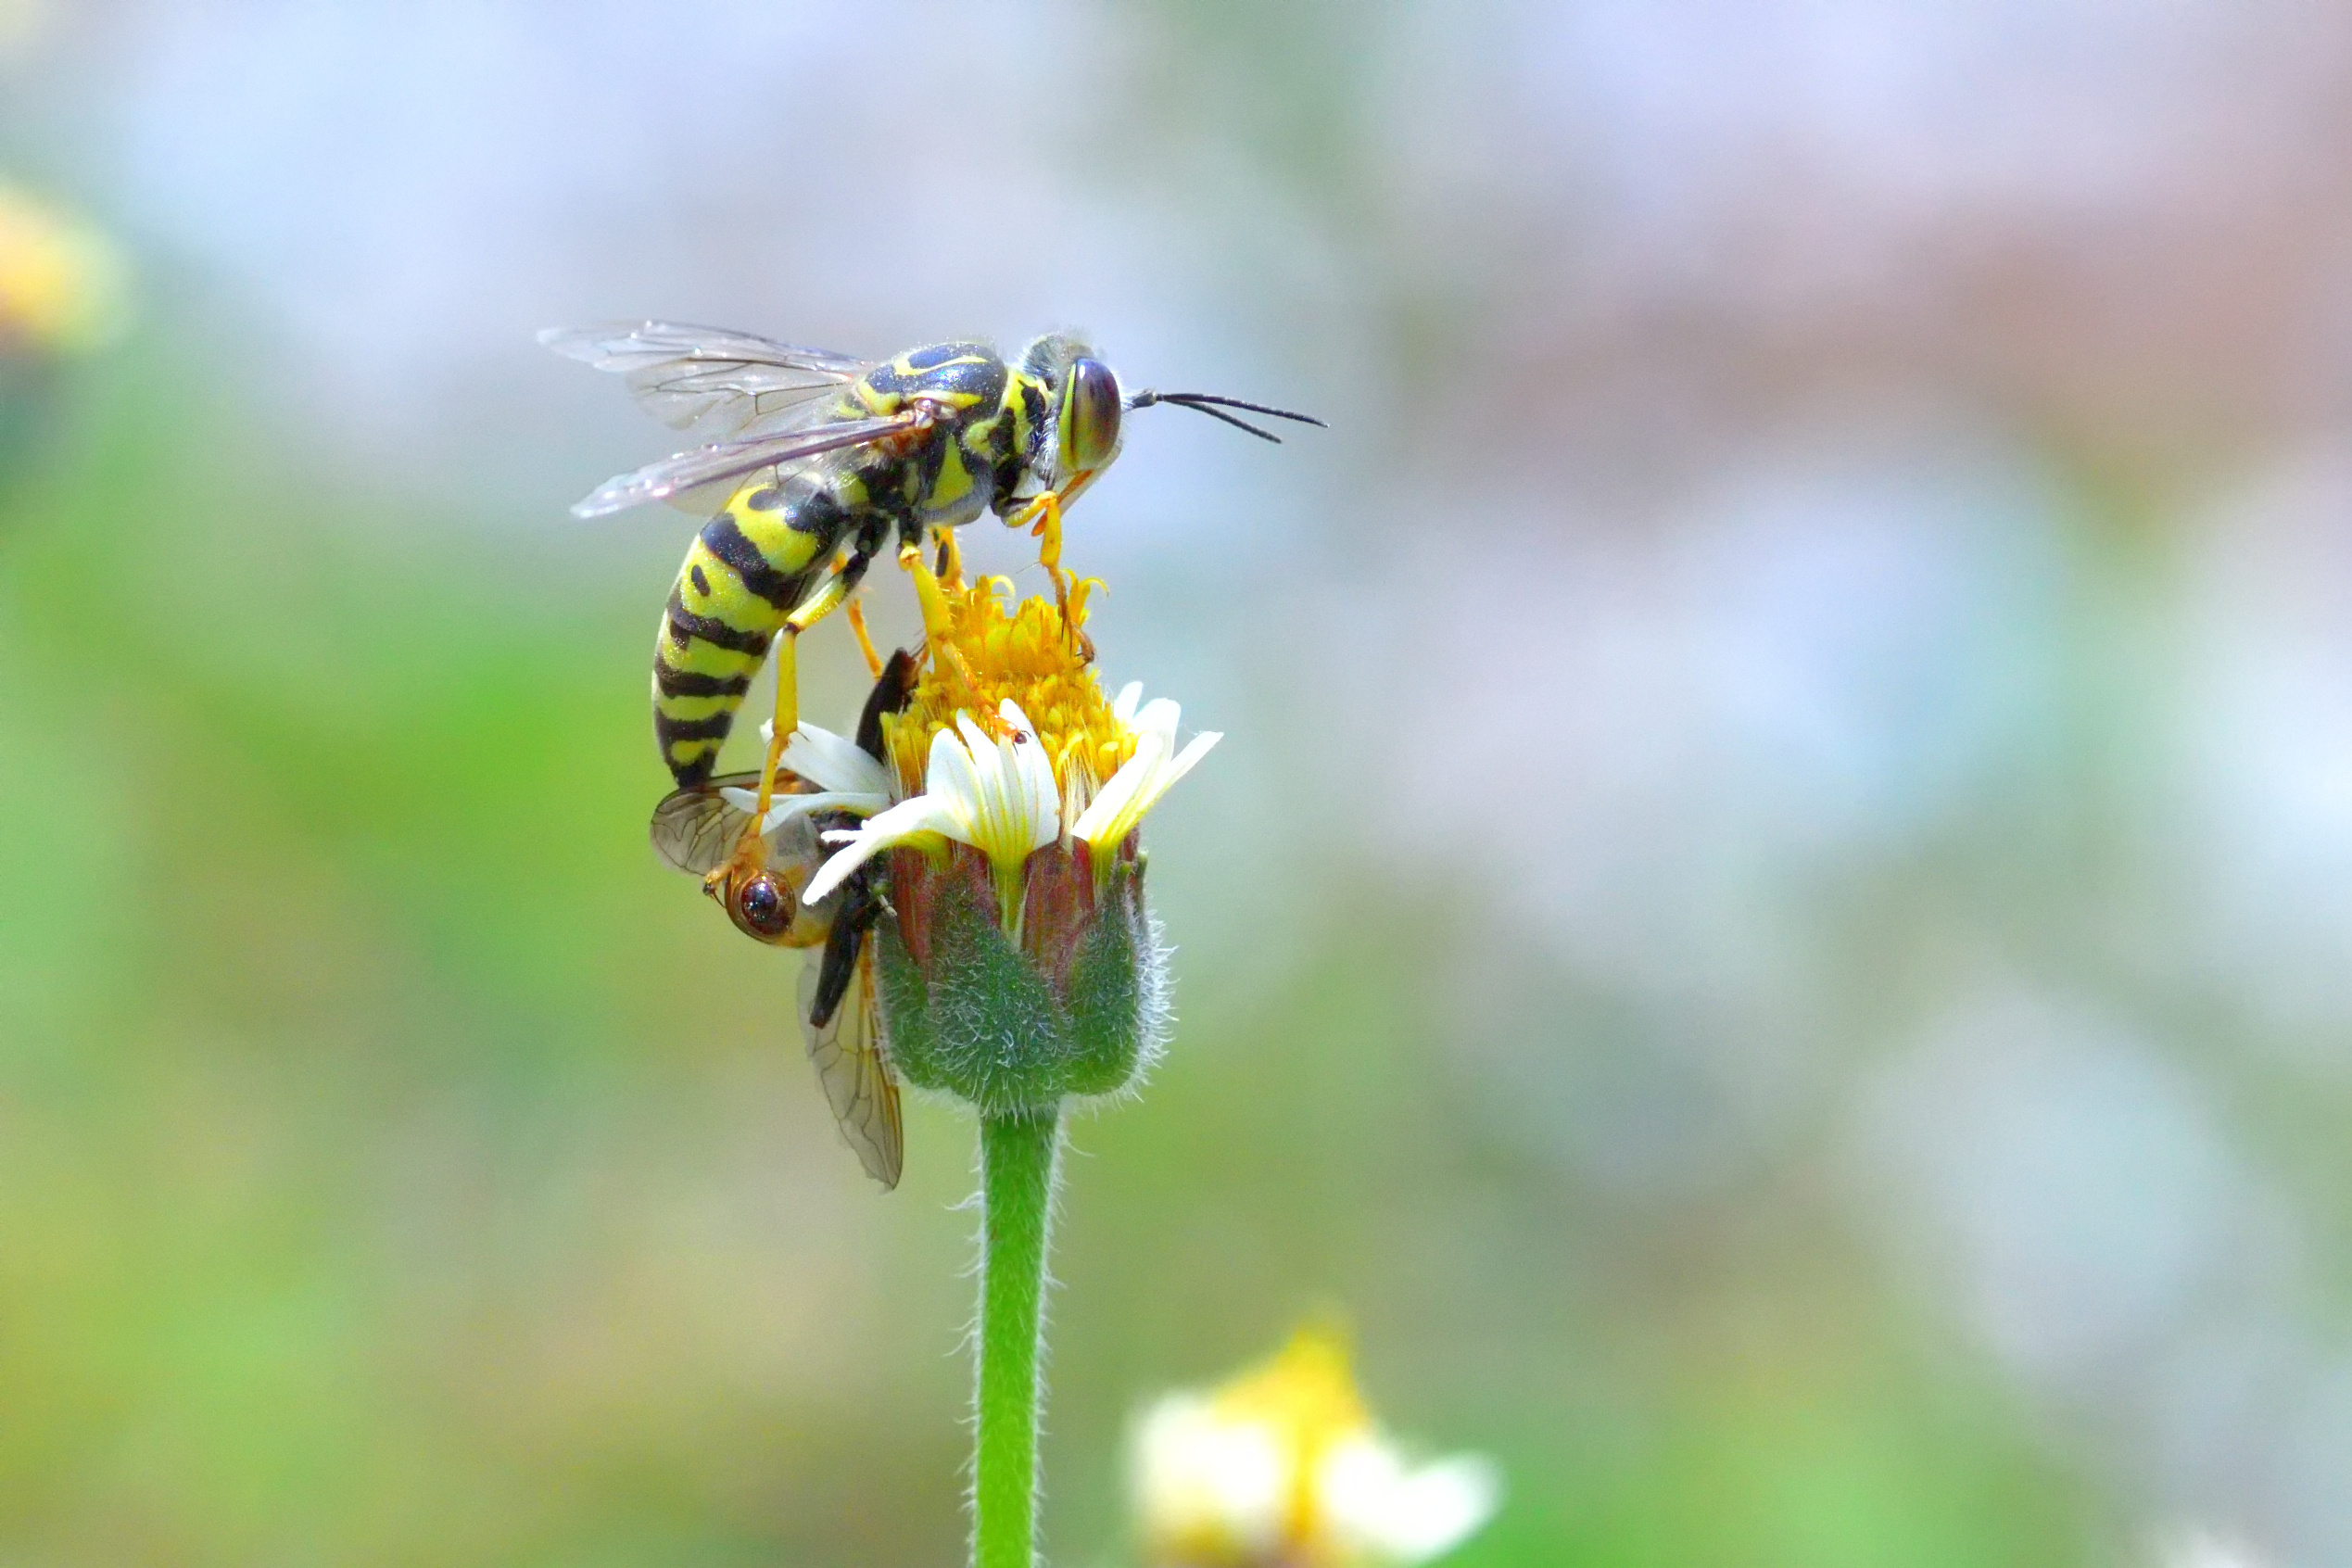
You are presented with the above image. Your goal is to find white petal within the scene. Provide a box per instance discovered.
[1069,723,1213,851]
[1070,728,1166,846]
[756,791,890,833]
[1132,729,1220,820]
[955,709,996,755]
[716,785,891,834]
[800,794,956,904]
[925,724,986,828]
[955,714,1015,847]
[1112,681,1144,726]
[1004,708,1061,849]
[782,723,894,797]
[1132,696,1182,748]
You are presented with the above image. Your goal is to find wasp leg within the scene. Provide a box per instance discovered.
[931,524,966,590]
[896,540,987,713]
[897,539,957,650]
[1005,490,1093,661]
[709,547,879,894]
[845,596,884,679]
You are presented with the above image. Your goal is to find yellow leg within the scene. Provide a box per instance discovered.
[845,596,883,679]
[932,525,966,590]
[708,573,856,898]
[1007,490,1089,653]
[1009,490,1066,590]
[752,627,800,821]
[897,541,989,715]
[898,541,958,648]
[702,634,795,904]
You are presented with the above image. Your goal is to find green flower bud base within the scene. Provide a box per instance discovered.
[875,858,1157,1118]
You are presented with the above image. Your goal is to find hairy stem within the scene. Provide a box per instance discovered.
[974,1106,1062,1568]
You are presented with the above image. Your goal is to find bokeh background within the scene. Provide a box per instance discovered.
[3,3,2349,1563]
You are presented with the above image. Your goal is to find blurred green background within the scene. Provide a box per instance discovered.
[5,4,2351,1564]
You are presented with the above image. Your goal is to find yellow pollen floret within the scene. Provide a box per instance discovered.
[883,572,1132,799]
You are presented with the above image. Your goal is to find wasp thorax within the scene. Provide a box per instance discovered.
[1059,357,1123,475]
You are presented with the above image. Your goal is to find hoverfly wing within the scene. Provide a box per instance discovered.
[540,322,871,436]
[650,773,846,877]
[648,772,761,876]
[798,941,904,1189]
[567,411,923,518]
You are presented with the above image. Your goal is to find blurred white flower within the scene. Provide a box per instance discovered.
[1132,1327,1500,1568]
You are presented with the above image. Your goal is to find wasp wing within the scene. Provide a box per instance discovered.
[798,944,903,1189]
[649,773,763,876]
[540,322,871,436]
[568,411,921,518]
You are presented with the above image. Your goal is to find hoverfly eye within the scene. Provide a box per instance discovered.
[1058,357,1122,474]
[734,874,793,939]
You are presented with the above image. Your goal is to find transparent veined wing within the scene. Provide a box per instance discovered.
[568,410,923,518]
[540,322,871,435]
[799,939,903,1189]
[651,774,848,877]
[650,773,763,876]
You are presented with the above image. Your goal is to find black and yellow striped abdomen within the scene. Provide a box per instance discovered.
[649,342,1039,787]
[652,479,841,786]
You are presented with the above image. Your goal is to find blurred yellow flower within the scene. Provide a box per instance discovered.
[0,180,127,355]
[1132,1328,1501,1568]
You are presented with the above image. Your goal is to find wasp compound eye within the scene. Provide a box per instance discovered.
[1059,357,1122,474]
[732,872,794,942]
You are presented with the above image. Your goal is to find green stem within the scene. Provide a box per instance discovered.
[974,1106,1061,1568]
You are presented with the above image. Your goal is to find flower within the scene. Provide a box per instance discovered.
[1069,681,1221,876]
[0,181,126,357]
[803,698,1061,927]
[806,575,1220,915]
[786,559,1212,1116]
[1132,1327,1501,1568]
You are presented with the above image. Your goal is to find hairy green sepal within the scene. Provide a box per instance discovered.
[875,863,1156,1118]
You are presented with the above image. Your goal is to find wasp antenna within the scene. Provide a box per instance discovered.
[1160,392,1326,429]
[1167,399,1285,442]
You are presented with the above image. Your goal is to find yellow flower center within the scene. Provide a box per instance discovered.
[881,541,1134,800]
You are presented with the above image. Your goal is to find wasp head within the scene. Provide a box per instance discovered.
[1020,333,1125,488]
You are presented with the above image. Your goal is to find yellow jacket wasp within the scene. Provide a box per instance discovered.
[546,322,1320,891]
